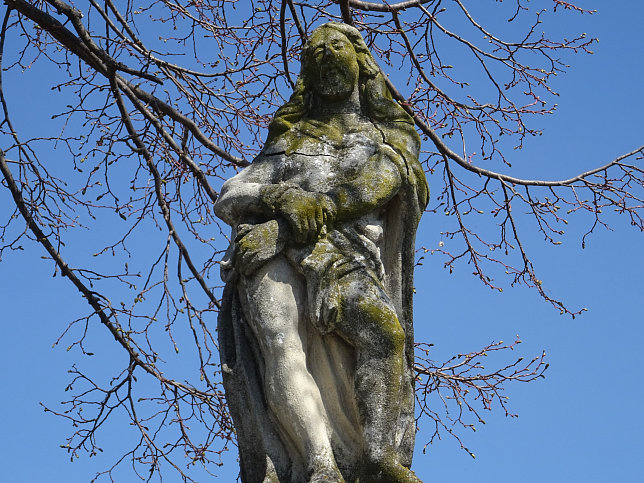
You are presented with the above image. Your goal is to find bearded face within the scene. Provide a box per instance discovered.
[306,28,359,102]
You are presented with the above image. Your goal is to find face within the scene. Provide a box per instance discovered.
[306,28,359,102]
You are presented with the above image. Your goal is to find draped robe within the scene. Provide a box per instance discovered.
[216,117,428,482]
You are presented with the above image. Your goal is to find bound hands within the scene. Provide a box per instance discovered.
[262,185,337,244]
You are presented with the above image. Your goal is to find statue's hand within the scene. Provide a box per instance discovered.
[264,185,336,244]
[235,219,285,276]
[282,191,336,244]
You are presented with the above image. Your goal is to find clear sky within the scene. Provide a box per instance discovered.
[1,2,643,482]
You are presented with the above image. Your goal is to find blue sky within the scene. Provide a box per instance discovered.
[1,2,643,482]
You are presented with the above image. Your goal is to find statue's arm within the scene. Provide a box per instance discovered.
[328,145,403,222]
[215,159,294,276]
[216,146,404,244]
[215,154,332,246]
[214,159,278,226]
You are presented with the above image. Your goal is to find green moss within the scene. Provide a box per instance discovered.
[236,220,279,252]
[360,300,404,360]
[234,220,284,275]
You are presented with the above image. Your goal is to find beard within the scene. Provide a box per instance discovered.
[315,60,358,101]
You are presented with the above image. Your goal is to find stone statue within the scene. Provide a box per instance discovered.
[214,22,428,483]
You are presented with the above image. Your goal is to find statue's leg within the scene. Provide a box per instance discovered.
[238,255,344,482]
[334,272,421,482]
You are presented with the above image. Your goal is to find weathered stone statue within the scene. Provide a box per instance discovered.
[214,22,428,483]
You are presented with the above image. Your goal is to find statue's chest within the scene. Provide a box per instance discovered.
[280,132,379,191]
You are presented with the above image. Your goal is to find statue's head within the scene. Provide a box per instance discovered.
[300,23,375,103]
[266,23,416,146]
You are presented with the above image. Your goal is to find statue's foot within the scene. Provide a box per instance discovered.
[362,459,422,482]
[308,466,344,483]
[308,454,345,483]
